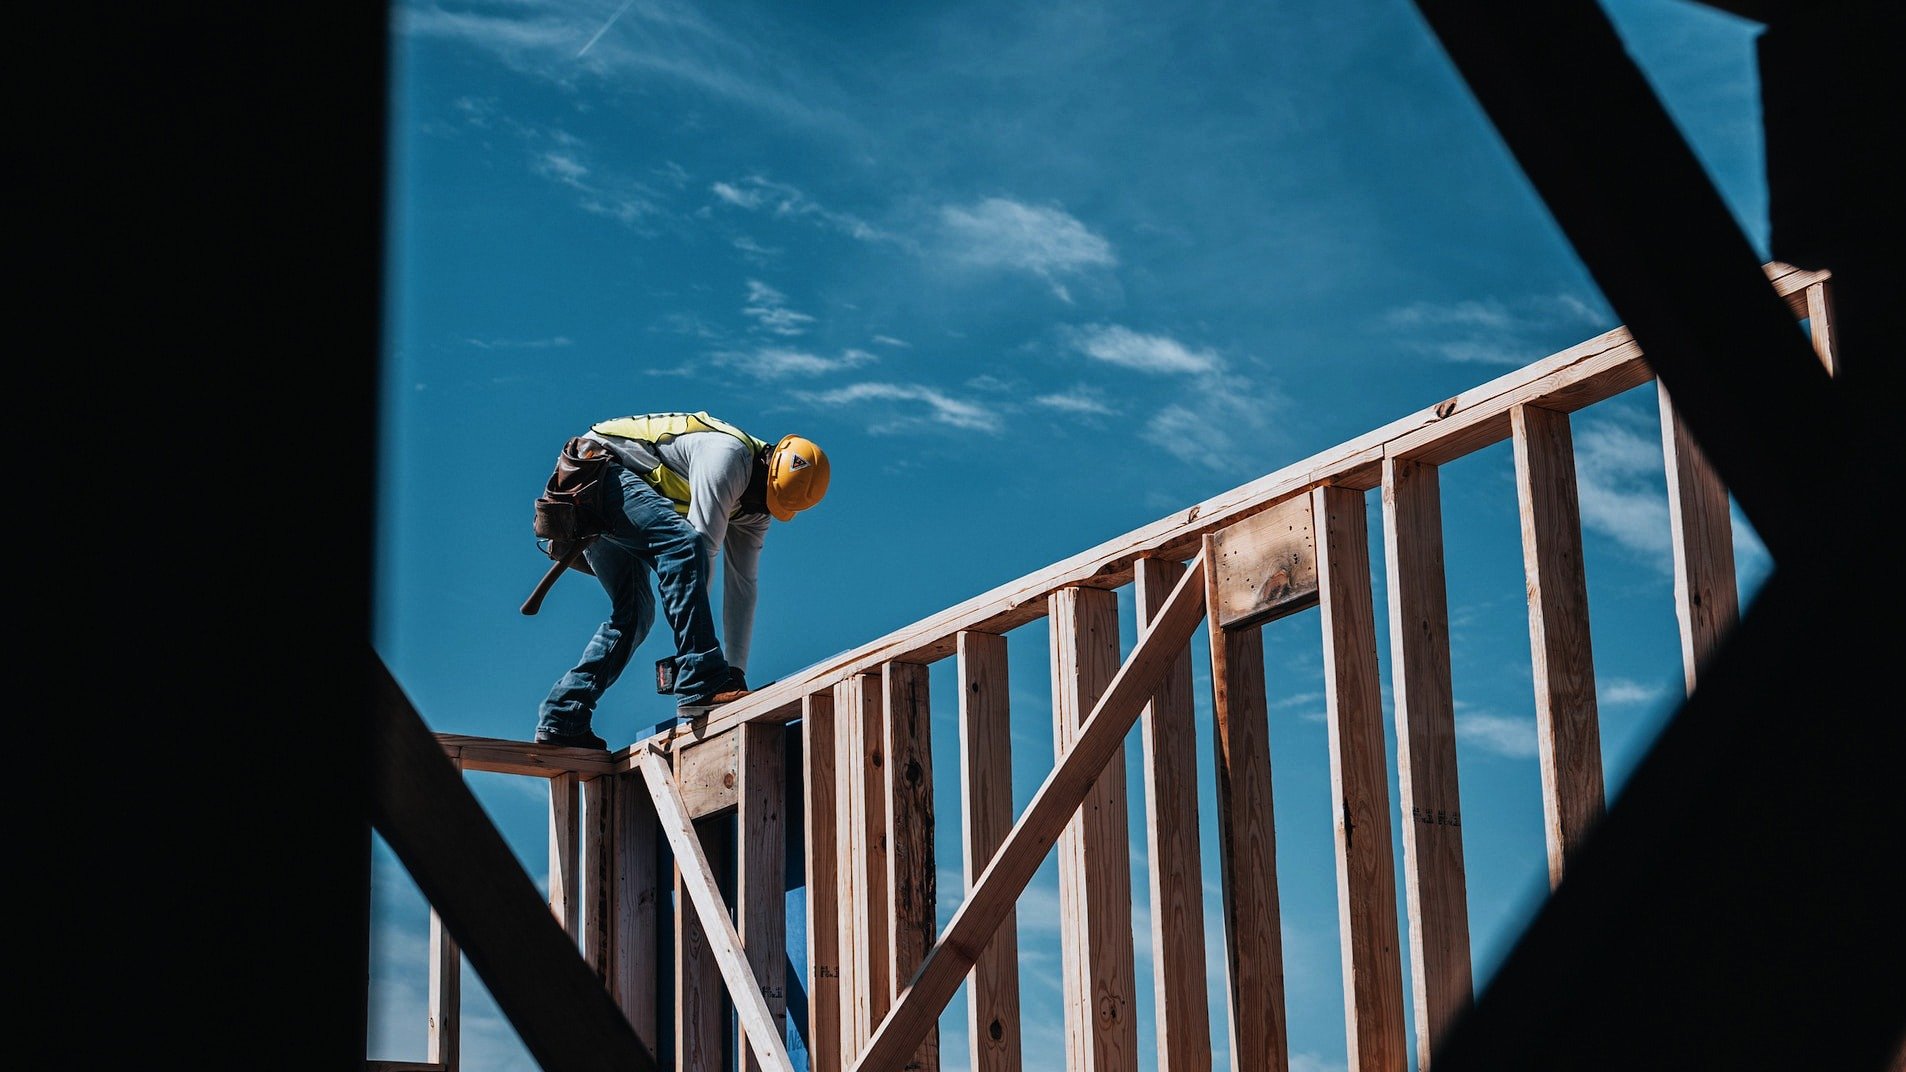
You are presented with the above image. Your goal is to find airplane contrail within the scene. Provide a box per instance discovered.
[577,0,638,57]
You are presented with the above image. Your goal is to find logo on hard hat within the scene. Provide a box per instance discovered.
[789,454,811,470]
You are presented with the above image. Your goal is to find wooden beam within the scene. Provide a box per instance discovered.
[428,896,460,1071]
[851,553,1208,1072]
[884,662,940,1071]
[677,729,742,820]
[675,742,725,1072]
[1805,280,1839,375]
[1051,585,1139,1072]
[957,631,1022,1072]
[1316,485,1408,1072]
[1134,558,1212,1072]
[660,263,1819,751]
[613,770,661,1058]
[551,772,580,940]
[1209,496,1318,630]
[838,672,890,1055]
[637,748,799,1072]
[435,733,617,778]
[1656,385,1739,696]
[1380,458,1472,1069]
[369,653,657,1072]
[801,691,843,1072]
[739,723,789,1072]
[583,775,615,980]
[1511,404,1607,888]
[1201,533,1289,1072]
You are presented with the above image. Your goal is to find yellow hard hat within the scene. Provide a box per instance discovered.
[767,434,830,521]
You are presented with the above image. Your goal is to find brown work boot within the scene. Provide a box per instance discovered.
[676,668,750,713]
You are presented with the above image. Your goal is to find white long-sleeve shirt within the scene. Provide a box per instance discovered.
[588,428,769,673]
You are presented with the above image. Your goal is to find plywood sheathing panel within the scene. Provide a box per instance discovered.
[1210,496,1319,631]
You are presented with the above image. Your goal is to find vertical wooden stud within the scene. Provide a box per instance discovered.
[838,672,890,1057]
[1315,484,1408,1072]
[885,662,939,1071]
[1806,280,1839,375]
[1050,585,1138,1072]
[614,769,660,1057]
[583,774,615,980]
[740,723,788,1072]
[958,630,1023,1072]
[1381,457,1473,1069]
[1511,404,1607,888]
[1656,385,1740,695]
[676,754,725,1072]
[429,759,462,1071]
[1134,557,1212,1072]
[1202,532,1290,1072]
[551,771,581,939]
[803,691,843,1072]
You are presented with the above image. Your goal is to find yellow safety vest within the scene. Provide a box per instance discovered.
[589,411,769,514]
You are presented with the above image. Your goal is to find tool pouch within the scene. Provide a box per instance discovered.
[532,436,614,572]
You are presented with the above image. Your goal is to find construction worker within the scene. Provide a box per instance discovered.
[533,411,830,749]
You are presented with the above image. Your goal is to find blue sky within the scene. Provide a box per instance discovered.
[369,2,1777,1069]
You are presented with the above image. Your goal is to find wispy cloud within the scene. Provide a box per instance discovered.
[1574,411,1672,568]
[795,382,1001,433]
[1381,292,1610,366]
[526,129,666,229]
[742,280,815,336]
[1058,323,1286,471]
[939,197,1115,302]
[872,334,910,348]
[1455,707,1539,758]
[711,176,893,242]
[1600,676,1668,707]
[465,336,575,350]
[399,0,845,130]
[1065,324,1218,374]
[711,346,876,380]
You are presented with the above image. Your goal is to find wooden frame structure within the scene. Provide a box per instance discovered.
[369,262,1846,1072]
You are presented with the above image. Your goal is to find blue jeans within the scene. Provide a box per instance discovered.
[537,466,731,739]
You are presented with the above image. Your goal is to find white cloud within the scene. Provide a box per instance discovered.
[1145,403,1235,468]
[872,335,911,348]
[1382,291,1613,367]
[1574,413,1672,566]
[796,382,1001,433]
[939,198,1115,300]
[712,346,876,379]
[465,336,574,350]
[1067,324,1218,375]
[743,279,816,336]
[398,1,843,131]
[711,175,892,242]
[523,130,665,228]
[1033,390,1117,416]
[1455,709,1539,758]
[1600,676,1668,707]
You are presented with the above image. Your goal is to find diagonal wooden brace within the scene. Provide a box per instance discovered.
[852,551,1209,1072]
[635,747,798,1072]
